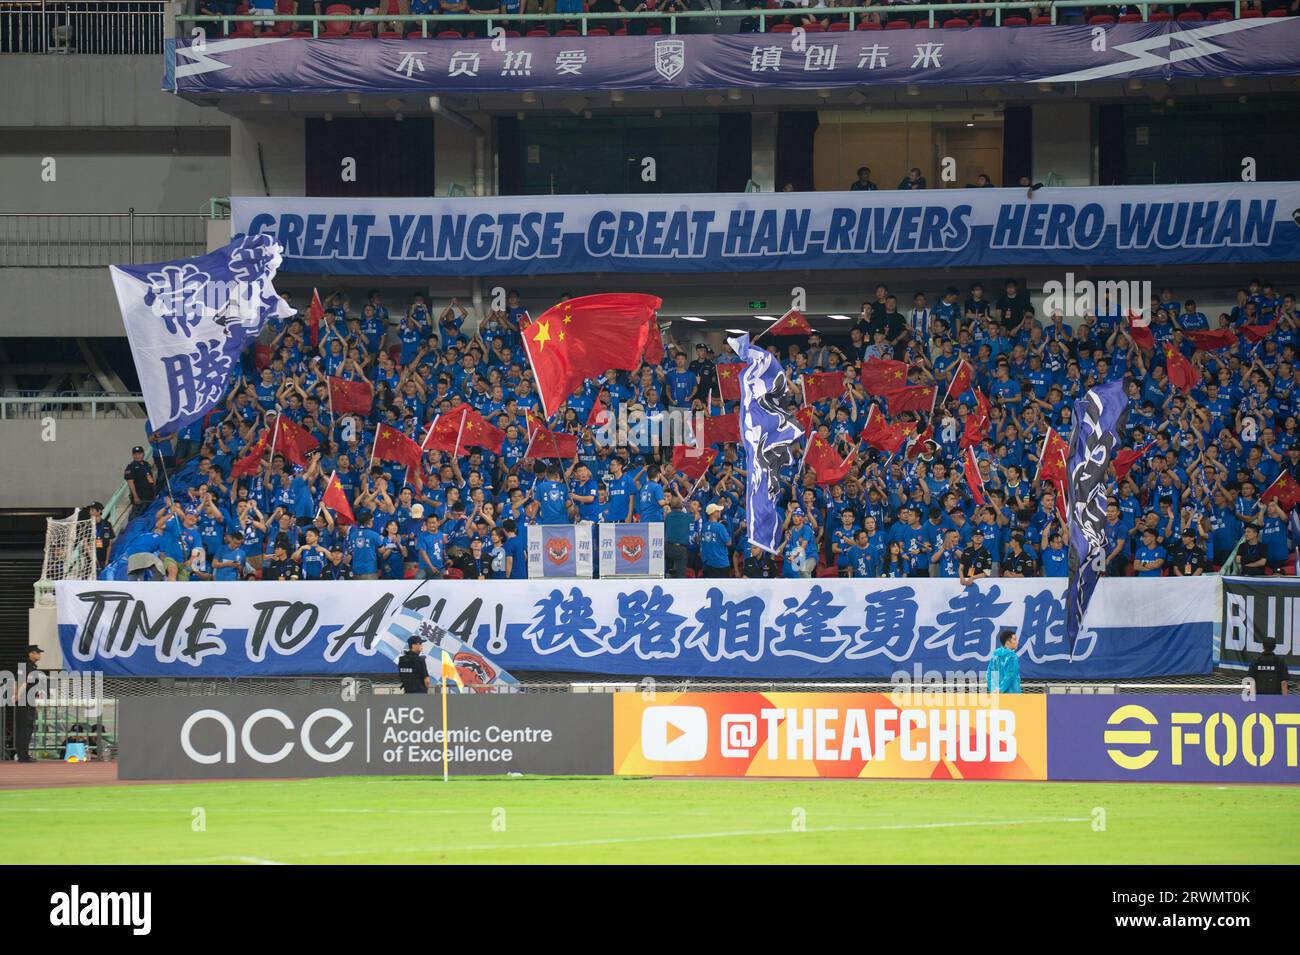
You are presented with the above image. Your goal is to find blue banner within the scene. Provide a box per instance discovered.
[232,185,1300,277]
[1066,380,1129,654]
[169,19,1300,96]
[56,577,1215,679]
[729,333,804,555]
[109,234,294,435]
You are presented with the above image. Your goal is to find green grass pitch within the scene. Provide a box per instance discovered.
[4,777,1296,864]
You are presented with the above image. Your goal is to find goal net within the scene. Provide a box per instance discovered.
[34,508,97,606]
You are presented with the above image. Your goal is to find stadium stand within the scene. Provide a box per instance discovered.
[95,280,1300,584]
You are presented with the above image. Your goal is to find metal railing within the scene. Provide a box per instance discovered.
[175,1,1244,39]
[0,211,211,267]
[0,0,166,54]
[0,393,147,420]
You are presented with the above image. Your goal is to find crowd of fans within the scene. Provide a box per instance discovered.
[97,277,1300,584]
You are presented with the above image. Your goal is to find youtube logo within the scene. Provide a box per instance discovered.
[641,706,708,762]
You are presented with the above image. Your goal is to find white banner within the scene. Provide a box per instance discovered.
[56,576,1217,680]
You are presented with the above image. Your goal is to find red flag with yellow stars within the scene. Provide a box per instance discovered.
[672,444,717,483]
[520,293,663,417]
[422,409,466,455]
[1164,344,1198,394]
[320,470,356,525]
[1261,471,1300,512]
[460,407,505,454]
[769,309,813,336]
[373,423,423,471]
[716,361,743,402]
[858,358,910,395]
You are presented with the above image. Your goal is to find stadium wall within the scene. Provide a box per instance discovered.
[0,418,146,509]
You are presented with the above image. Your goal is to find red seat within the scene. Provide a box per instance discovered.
[802,21,824,31]
[645,25,663,33]
[614,26,628,34]
[1149,11,1173,20]
[885,19,911,29]
[1207,9,1233,19]
[771,22,794,32]
[324,3,351,35]
[1002,15,1028,25]
[556,27,580,35]
[828,21,849,31]
[1176,10,1203,20]
[436,29,462,38]
[942,17,969,27]
[1266,7,1288,13]
[587,27,610,35]
[405,30,426,38]
[231,22,256,37]
[379,30,401,38]
[913,19,932,27]
[272,22,293,34]
[504,29,521,36]
[1118,12,1142,21]
[1088,14,1115,24]
[1031,15,1052,25]
[346,30,373,38]
[526,28,549,36]
[856,19,882,28]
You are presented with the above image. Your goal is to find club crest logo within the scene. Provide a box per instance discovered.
[546,537,573,564]
[654,38,685,82]
[618,535,645,563]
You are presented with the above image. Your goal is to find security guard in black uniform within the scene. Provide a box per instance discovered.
[88,501,115,571]
[12,645,43,762]
[1248,639,1290,695]
[123,445,156,520]
[397,636,430,694]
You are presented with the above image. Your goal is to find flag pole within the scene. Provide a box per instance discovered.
[367,425,379,474]
[451,406,467,459]
[315,469,337,522]
[440,661,450,784]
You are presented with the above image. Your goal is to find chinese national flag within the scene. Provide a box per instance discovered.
[960,388,991,450]
[309,288,325,347]
[328,376,373,416]
[882,384,937,417]
[673,444,717,483]
[320,471,355,526]
[275,416,319,468]
[794,406,815,437]
[860,408,916,454]
[769,309,813,336]
[859,358,910,395]
[1240,317,1280,344]
[944,358,974,403]
[1038,427,1070,484]
[231,429,269,479]
[1261,471,1300,512]
[1128,310,1156,352]
[1113,440,1155,481]
[521,293,662,416]
[716,361,743,401]
[907,424,934,459]
[422,410,466,455]
[802,371,845,406]
[643,322,665,366]
[525,421,578,460]
[460,407,505,454]
[586,399,609,429]
[1051,477,1068,525]
[1185,328,1238,352]
[1164,345,1197,394]
[964,446,987,506]
[700,411,740,447]
[805,433,854,485]
[373,423,423,471]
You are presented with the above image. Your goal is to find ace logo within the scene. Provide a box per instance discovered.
[618,534,645,563]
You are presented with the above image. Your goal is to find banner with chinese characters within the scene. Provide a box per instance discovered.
[527,524,594,579]
[1046,696,1300,784]
[169,19,1300,96]
[231,183,1300,277]
[55,576,1215,679]
[614,692,1047,779]
[598,522,664,578]
[109,234,294,435]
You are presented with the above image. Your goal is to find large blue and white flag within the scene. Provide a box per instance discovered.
[109,233,294,436]
[727,333,804,554]
[1065,379,1129,656]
